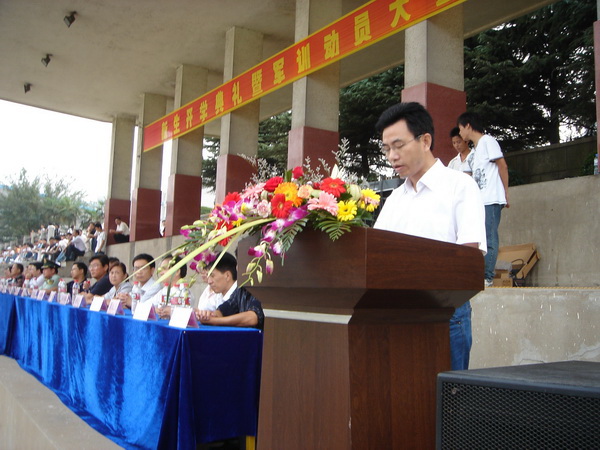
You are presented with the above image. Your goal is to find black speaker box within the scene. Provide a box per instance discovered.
[437,361,600,449]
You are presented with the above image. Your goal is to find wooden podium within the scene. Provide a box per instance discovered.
[238,228,484,449]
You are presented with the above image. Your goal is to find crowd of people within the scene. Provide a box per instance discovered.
[1,218,131,267]
[2,250,264,330]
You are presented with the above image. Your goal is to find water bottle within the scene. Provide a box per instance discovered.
[180,282,191,308]
[170,284,181,306]
[594,154,598,175]
[58,278,67,294]
[72,281,80,297]
[160,282,170,308]
[82,279,91,292]
[131,281,141,314]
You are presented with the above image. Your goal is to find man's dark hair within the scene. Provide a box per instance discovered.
[375,102,435,150]
[73,261,88,277]
[89,253,109,267]
[210,252,237,281]
[29,262,43,271]
[457,112,485,133]
[133,253,155,268]
[450,127,462,138]
[13,263,24,274]
[94,222,102,229]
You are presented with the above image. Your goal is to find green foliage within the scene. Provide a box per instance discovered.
[201,137,220,192]
[0,169,97,243]
[278,217,309,253]
[312,216,351,241]
[464,0,596,151]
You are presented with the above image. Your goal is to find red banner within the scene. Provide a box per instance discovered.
[143,0,465,151]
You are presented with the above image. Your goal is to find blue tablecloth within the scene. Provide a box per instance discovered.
[0,293,263,449]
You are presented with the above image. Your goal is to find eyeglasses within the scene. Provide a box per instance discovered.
[380,134,422,156]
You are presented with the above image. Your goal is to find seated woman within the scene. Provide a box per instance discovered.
[155,255,194,319]
[103,262,133,301]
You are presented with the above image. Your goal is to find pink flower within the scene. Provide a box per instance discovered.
[248,244,266,258]
[271,241,283,255]
[180,228,190,238]
[265,259,274,274]
[190,261,197,272]
[307,191,339,216]
[256,199,271,218]
[242,182,266,200]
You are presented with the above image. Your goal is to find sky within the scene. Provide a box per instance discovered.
[0,99,215,208]
[0,99,112,201]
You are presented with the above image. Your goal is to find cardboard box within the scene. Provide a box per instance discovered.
[497,243,540,281]
[493,269,513,287]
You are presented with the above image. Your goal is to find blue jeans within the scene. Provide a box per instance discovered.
[450,301,472,370]
[484,204,503,281]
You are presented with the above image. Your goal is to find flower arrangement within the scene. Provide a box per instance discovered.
[158,157,380,287]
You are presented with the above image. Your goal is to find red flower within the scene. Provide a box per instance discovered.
[270,193,293,218]
[223,191,241,204]
[320,177,346,198]
[217,220,235,245]
[292,166,304,179]
[264,176,284,192]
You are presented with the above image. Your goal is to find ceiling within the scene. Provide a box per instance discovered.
[0,0,557,136]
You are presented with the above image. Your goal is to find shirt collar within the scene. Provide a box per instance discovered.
[403,159,445,194]
[223,281,238,301]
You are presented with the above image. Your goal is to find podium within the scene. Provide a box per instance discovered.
[238,228,484,449]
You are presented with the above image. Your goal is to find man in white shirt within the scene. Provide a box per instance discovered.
[457,112,509,287]
[373,102,486,371]
[94,222,106,254]
[117,253,162,309]
[109,217,130,243]
[448,127,473,174]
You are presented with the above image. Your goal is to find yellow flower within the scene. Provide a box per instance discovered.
[337,200,357,221]
[274,182,302,206]
[359,189,381,212]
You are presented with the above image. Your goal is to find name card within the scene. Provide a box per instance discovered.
[58,292,71,305]
[14,287,22,296]
[90,296,107,312]
[107,299,124,316]
[133,301,157,321]
[72,294,85,308]
[47,291,57,303]
[169,307,199,329]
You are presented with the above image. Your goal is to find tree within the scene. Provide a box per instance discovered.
[464,0,596,151]
[338,66,404,180]
[0,169,92,243]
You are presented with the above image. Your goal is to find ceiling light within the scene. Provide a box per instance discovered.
[24,83,32,94]
[41,54,52,67]
[64,11,76,28]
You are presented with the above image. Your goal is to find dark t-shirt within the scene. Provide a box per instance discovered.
[89,273,112,296]
[218,287,265,330]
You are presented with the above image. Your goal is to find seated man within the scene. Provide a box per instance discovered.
[67,262,88,295]
[108,217,130,243]
[27,262,45,288]
[84,254,113,304]
[195,252,264,330]
[117,253,162,309]
[8,263,25,287]
[64,229,86,261]
[40,260,61,293]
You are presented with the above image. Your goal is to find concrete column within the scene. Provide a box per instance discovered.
[105,115,135,245]
[402,5,465,164]
[288,0,342,170]
[164,64,208,237]
[215,27,263,203]
[595,17,600,158]
[130,93,167,241]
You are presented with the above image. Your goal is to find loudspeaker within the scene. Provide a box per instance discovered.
[437,361,600,449]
